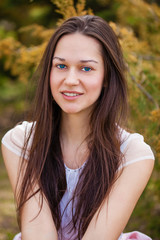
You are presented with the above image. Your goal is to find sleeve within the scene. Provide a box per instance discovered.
[1,121,34,159]
[120,132,155,169]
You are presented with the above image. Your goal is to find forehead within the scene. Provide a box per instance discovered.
[54,33,103,60]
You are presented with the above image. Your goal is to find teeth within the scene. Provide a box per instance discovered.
[63,93,80,96]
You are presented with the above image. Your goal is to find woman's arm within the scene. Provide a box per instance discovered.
[82,159,154,240]
[1,143,58,240]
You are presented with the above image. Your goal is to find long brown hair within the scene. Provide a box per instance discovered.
[17,15,128,239]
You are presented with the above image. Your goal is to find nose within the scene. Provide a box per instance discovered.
[64,68,79,86]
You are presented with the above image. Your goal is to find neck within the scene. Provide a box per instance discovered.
[61,112,90,144]
[60,112,91,169]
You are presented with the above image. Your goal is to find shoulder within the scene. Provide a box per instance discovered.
[1,121,34,158]
[1,121,34,192]
[119,128,155,169]
[98,131,155,239]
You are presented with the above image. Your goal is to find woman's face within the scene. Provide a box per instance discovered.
[50,33,104,116]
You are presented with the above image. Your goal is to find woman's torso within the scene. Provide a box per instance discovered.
[1,121,155,239]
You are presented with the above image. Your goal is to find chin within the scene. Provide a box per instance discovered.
[63,110,80,115]
[61,107,80,114]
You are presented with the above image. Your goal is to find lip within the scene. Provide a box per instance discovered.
[61,90,83,100]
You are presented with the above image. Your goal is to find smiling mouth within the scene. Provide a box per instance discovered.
[63,92,81,96]
[61,90,83,97]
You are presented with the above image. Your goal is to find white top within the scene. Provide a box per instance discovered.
[1,121,155,240]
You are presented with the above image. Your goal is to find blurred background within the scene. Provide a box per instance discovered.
[0,0,160,239]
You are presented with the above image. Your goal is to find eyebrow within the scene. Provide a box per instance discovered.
[53,57,65,61]
[80,59,98,64]
[53,56,98,64]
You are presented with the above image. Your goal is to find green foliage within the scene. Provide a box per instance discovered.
[51,0,93,25]
[0,26,17,40]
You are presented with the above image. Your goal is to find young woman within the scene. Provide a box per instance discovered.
[1,15,155,240]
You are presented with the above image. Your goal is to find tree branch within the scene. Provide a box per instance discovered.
[127,66,159,109]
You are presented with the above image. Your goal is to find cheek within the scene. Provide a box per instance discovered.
[89,75,104,93]
[50,69,58,90]
[50,69,62,87]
